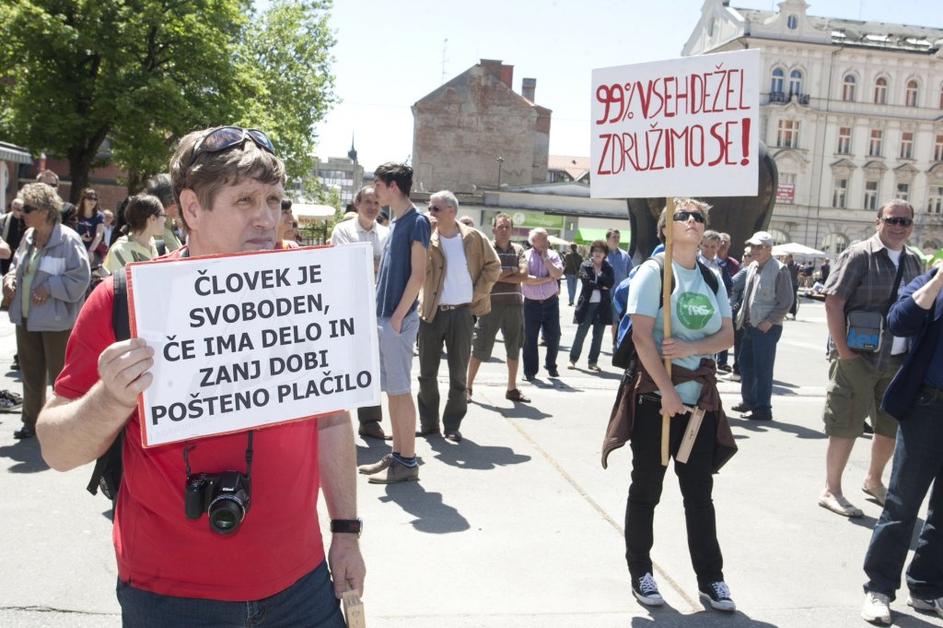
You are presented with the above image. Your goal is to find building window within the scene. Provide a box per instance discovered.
[929,186,943,214]
[788,69,803,96]
[869,129,883,157]
[776,119,799,148]
[778,172,797,204]
[935,134,943,162]
[896,182,910,201]
[900,132,914,160]
[832,178,848,208]
[842,74,856,101]
[874,77,887,104]
[864,180,879,211]
[905,80,919,107]
[837,127,851,154]
[787,15,798,29]
[770,67,785,94]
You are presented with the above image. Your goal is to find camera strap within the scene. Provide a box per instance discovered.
[183,430,254,482]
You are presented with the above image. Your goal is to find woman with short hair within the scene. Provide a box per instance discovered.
[568,239,613,371]
[102,194,167,272]
[2,183,90,439]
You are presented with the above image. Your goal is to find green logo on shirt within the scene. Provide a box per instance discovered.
[676,292,715,330]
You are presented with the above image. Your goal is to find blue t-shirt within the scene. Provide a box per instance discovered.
[626,259,731,404]
[76,210,104,250]
[376,206,431,318]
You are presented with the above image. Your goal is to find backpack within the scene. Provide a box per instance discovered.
[611,253,720,370]
[86,272,131,500]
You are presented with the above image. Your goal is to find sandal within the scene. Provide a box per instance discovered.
[505,389,530,403]
[818,492,863,518]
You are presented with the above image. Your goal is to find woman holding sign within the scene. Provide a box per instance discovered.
[618,199,737,612]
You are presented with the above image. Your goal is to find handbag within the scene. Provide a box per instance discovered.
[845,257,905,353]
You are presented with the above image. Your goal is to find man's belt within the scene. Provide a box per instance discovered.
[524,295,558,304]
[438,303,469,312]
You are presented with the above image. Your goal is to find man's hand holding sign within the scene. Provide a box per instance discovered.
[37,126,364,624]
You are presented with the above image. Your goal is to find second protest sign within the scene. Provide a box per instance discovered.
[127,244,380,447]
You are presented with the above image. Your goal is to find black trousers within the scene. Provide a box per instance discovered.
[625,395,724,589]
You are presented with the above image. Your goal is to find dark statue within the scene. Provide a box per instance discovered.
[625,143,778,261]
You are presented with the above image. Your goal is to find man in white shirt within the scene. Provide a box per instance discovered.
[331,185,389,439]
[416,191,500,442]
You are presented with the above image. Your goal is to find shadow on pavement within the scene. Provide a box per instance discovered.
[630,607,778,627]
[847,513,926,552]
[893,613,943,628]
[0,438,49,473]
[526,376,582,392]
[727,416,825,440]
[475,399,553,421]
[427,436,531,470]
[379,482,470,534]
[355,437,392,467]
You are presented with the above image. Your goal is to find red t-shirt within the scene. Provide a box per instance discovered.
[55,276,325,601]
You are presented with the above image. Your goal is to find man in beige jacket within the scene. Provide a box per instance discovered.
[416,191,500,441]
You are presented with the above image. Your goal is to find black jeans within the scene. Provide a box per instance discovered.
[863,388,943,601]
[417,307,474,432]
[523,296,561,377]
[625,395,724,589]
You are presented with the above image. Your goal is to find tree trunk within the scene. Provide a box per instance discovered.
[67,150,94,205]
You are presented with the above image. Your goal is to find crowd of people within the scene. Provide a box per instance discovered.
[0,127,940,625]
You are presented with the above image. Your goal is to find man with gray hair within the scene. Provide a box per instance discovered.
[522,227,565,380]
[416,191,500,441]
[819,199,922,521]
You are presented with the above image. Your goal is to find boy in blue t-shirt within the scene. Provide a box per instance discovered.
[359,163,431,484]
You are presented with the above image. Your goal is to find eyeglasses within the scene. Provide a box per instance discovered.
[880,216,913,227]
[186,127,276,169]
[84,195,97,200]
[429,205,442,213]
[21,204,38,214]
[673,210,706,224]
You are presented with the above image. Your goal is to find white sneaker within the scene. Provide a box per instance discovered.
[699,581,736,612]
[861,591,891,625]
[908,595,943,618]
[632,572,664,607]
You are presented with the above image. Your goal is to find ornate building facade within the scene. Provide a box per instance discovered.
[684,0,943,253]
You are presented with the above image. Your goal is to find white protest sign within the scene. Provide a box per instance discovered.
[590,48,760,199]
[127,244,380,447]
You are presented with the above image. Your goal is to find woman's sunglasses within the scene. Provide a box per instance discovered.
[673,210,706,224]
[186,127,276,169]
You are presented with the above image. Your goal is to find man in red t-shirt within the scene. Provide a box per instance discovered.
[37,127,364,626]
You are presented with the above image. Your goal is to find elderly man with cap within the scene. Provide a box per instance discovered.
[731,231,793,421]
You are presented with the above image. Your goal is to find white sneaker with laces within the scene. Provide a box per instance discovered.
[908,595,943,618]
[861,591,891,625]
[699,581,736,612]
[632,572,664,607]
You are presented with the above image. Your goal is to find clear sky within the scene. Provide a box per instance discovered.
[305,0,941,172]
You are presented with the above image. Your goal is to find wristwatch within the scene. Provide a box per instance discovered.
[330,518,363,537]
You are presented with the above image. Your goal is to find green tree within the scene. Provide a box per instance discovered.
[0,0,336,202]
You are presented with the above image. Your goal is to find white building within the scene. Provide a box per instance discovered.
[684,0,943,253]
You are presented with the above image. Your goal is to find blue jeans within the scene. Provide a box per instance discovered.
[523,296,561,377]
[863,389,943,601]
[565,275,578,304]
[739,324,782,411]
[117,561,345,627]
[569,303,605,365]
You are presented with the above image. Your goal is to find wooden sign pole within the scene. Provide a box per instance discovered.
[661,197,676,466]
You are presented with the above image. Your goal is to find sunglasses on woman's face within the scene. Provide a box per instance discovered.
[21,204,39,214]
[85,195,97,200]
[673,210,705,224]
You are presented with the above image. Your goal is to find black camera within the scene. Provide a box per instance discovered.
[184,471,251,535]
[183,432,254,535]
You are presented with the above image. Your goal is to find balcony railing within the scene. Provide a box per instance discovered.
[769,92,810,105]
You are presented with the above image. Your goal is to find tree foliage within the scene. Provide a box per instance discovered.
[0,0,336,201]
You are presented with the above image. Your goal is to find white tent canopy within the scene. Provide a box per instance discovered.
[293,203,337,223]
[771,242,826,257]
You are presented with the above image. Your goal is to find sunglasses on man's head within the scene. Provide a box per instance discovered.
[186,126,276,169]
[673,210,706,224]
[881,216,913,227]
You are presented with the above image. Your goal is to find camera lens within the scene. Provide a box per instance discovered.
[208,495,245,535]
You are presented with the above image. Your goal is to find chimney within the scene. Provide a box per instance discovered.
[522,78,536,102]
[480,59,513,89]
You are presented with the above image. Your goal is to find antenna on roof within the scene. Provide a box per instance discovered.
[441,38,449,83]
